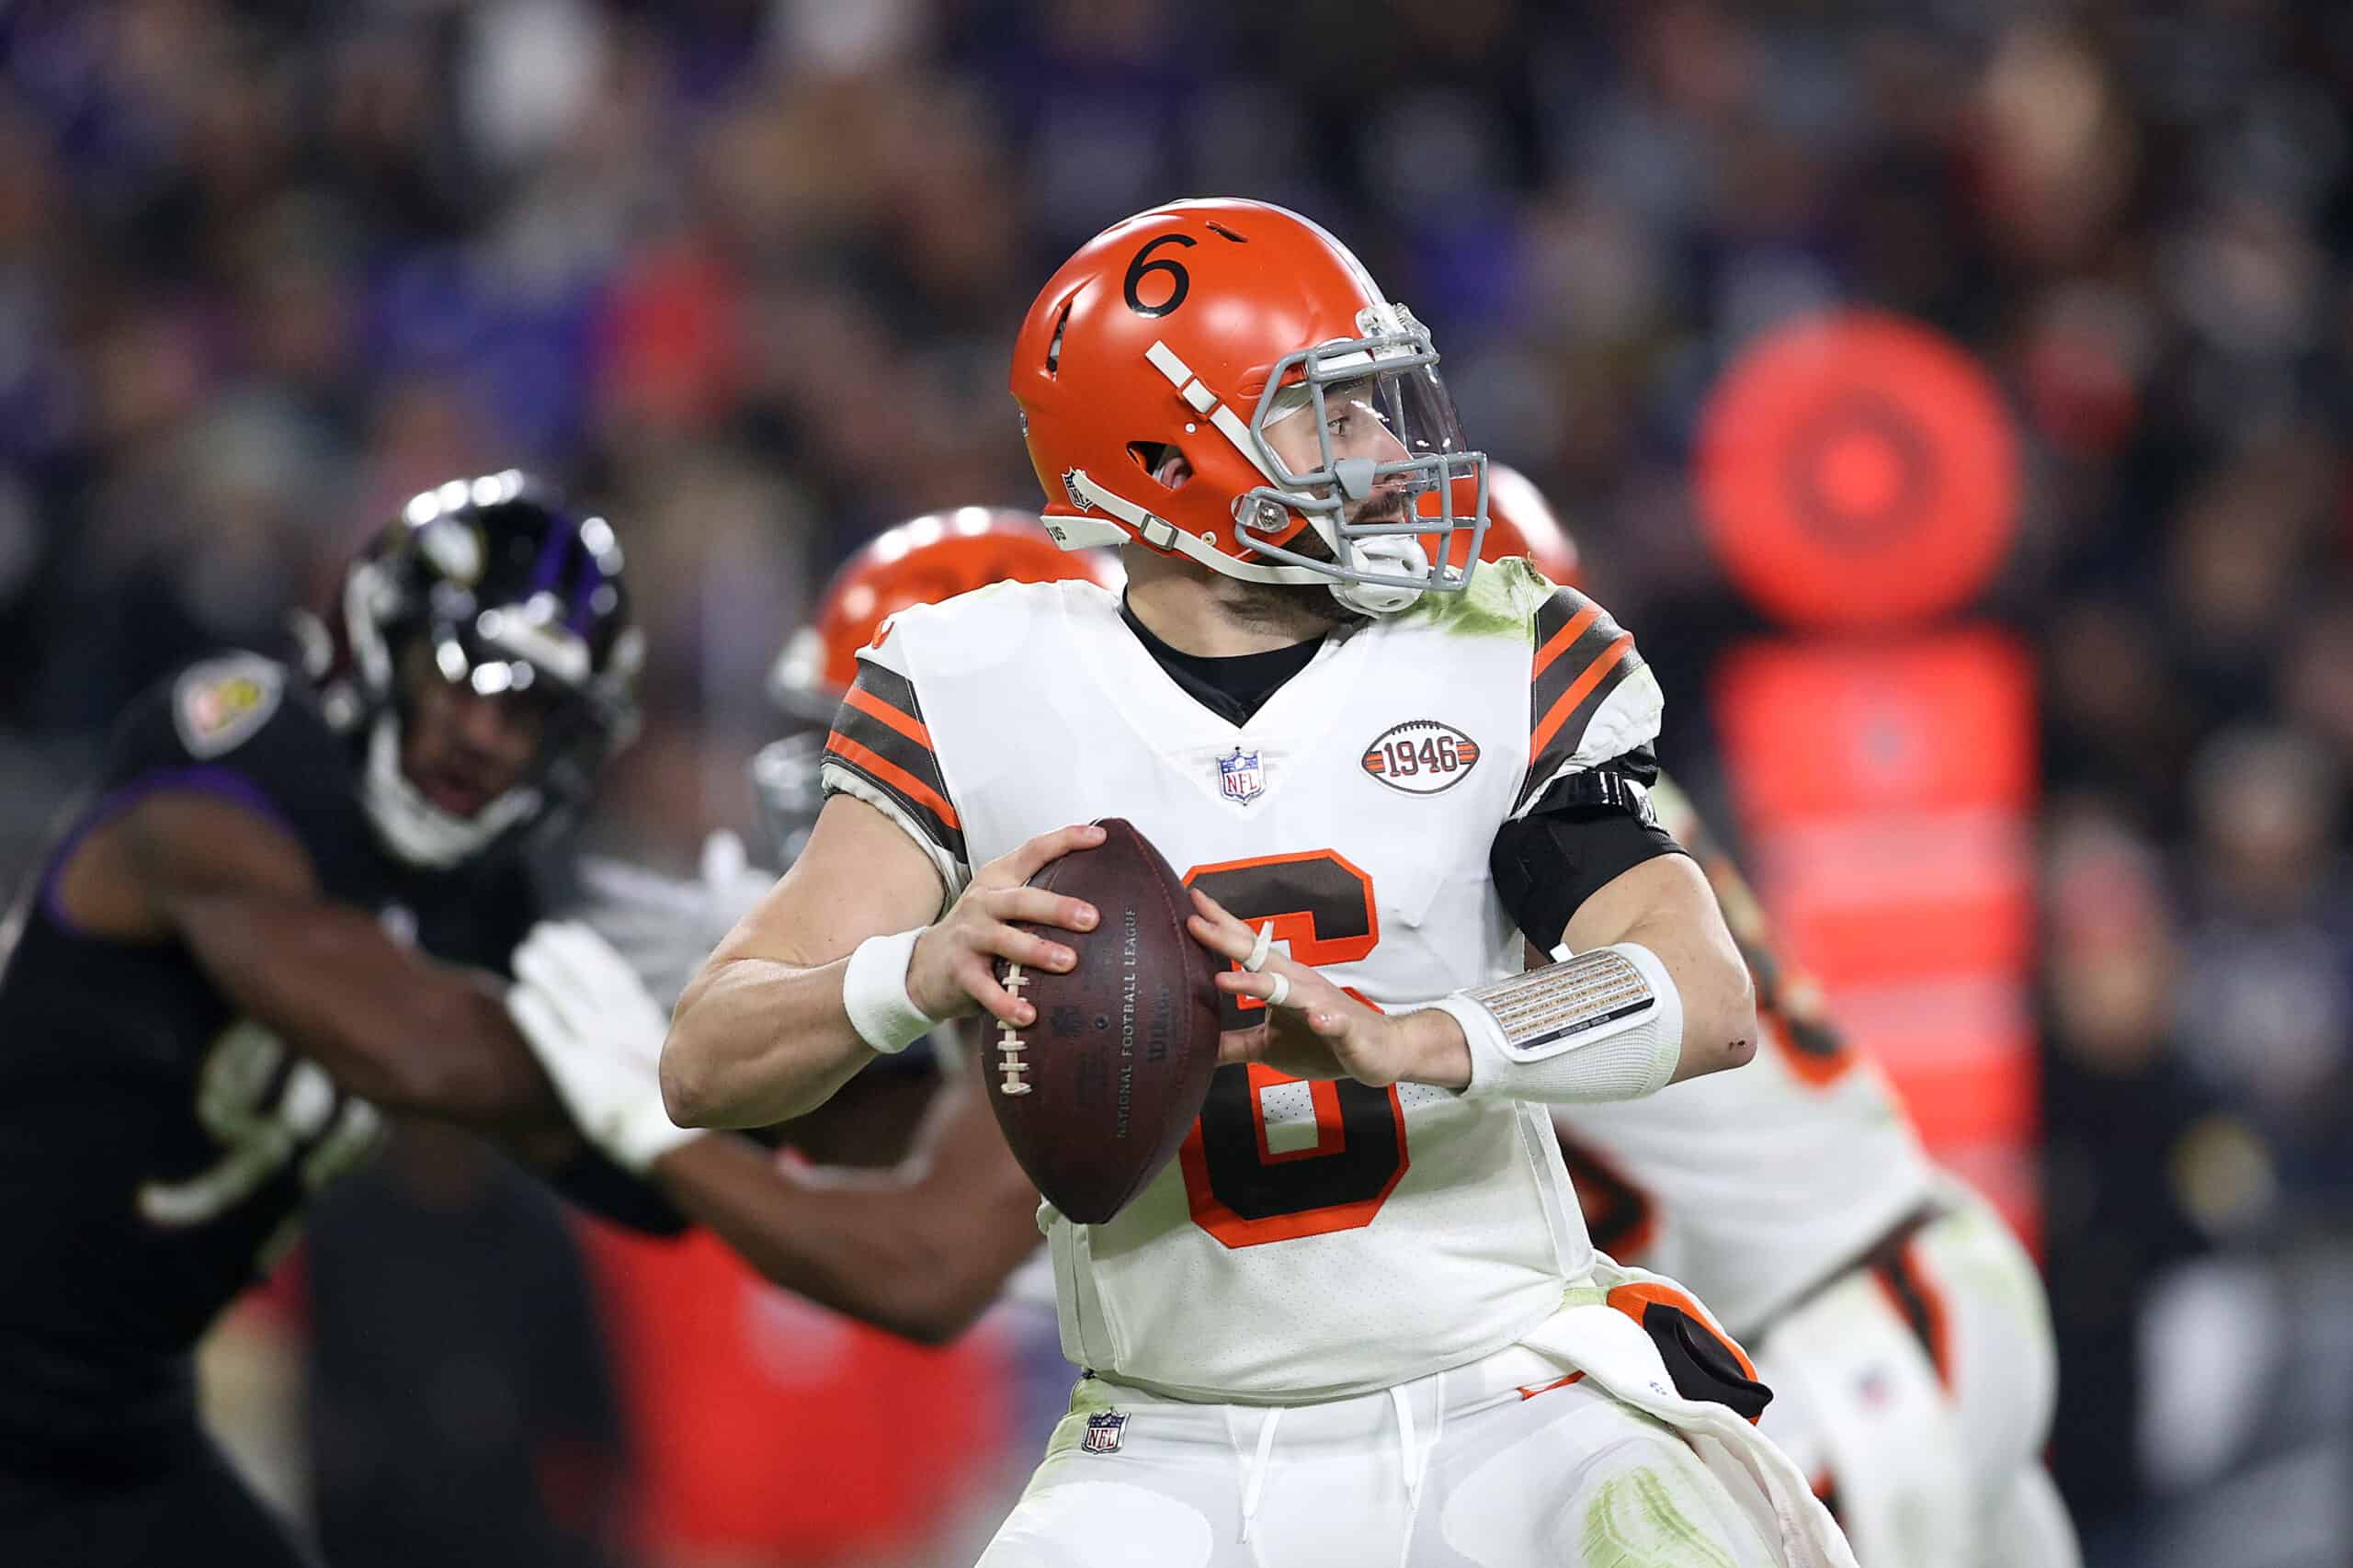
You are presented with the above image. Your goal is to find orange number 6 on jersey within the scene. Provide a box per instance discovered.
[1176,852,1411,1248]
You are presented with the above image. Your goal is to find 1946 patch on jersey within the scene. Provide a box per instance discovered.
[173,654,285,759]
[1360,719,1481,795]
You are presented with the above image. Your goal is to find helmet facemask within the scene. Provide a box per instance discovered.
[1236,303,1489,615]
[358,604,637,869]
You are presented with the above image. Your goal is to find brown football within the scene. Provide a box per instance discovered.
[986,818,1222,1224]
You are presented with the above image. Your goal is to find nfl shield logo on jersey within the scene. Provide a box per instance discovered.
[1081,1410,1128,1454]
[1217,746,1265,805]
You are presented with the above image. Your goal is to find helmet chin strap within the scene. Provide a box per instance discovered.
[362,716,540,869]
[1062,468,1327,585]
[1063,466,1437,617]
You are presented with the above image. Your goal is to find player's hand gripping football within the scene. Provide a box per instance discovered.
[1186,889,1471,1090]
[905,824,1105,1027]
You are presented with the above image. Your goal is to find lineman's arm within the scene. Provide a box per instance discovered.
[512,917,1040,1342]
[660,795,1100,1129]
[647,1080,1043,1345]
[112,792,561,1125]
[92,793,684,1232]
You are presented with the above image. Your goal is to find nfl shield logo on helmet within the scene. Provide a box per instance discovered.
[1217,747,1265,805]
[1082,1410,1128,1455]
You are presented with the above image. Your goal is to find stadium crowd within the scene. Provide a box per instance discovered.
[0,2,2347,1564]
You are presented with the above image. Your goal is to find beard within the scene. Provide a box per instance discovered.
[1212,512,1376,637]
[1213,574,1369,637]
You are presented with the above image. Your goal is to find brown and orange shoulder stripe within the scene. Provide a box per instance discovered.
[1516,586,1645,814]
[822,664,967,865]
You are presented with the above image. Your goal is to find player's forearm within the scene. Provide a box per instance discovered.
[1478,850,1756,1093]
[661,955,876,1129]
[384,972,573,1119]
[1415,928,1752,1105]
[1610,909,1756,1082]
[131,792,558,1123]
[1549,846,1755,1084]
[179,892,558,1122]
[646,1109,1040,1345]
[653,1133,950,1339]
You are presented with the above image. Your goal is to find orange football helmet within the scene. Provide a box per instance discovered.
[754,508,1117,857]
[1453,460,1582,586]
[768,506,1118,721]
[1011,198,1487,616]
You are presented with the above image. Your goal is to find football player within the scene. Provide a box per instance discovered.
[0,474,669,1567]
[660,199,1855,1566]
[1474,472,2081,1568]
[0,477,1078,1568]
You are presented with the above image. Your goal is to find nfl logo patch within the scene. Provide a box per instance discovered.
[1217,747,1265,805]
[1081,1410,1128,1455]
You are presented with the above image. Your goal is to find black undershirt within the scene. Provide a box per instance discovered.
[1116,597,1682,945]
[1119,598,1323,726]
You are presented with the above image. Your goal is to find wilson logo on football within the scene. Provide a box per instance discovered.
[1361,721,1481,794]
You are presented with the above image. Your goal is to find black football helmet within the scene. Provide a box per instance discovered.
[301,472,642,868]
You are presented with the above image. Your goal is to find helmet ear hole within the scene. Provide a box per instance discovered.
[1045,300,1072,377]
[1128,442,1192,491]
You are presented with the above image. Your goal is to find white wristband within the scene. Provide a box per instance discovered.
[842,926,939,1055]
[1443,942,1684,1104]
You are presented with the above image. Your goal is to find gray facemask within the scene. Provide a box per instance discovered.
[1233,302,1489,611]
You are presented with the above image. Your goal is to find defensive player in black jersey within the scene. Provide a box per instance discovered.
[0,474,1061,1567]
[0,473,667,1567]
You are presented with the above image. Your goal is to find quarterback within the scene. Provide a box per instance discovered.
[665,200,1852,1566]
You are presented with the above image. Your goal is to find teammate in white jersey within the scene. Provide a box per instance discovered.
[1477,472,2080,1568]
[663,199,1855,1567]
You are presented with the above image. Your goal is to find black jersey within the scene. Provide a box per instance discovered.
[0,653,540,1467]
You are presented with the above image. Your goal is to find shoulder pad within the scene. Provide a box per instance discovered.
[862,579,1097,680]
[1517,585,1662,815]
[1400,554,1548,641]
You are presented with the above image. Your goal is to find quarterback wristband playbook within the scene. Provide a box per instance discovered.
[1434,943,1683,1104]
[842,926,938,1055]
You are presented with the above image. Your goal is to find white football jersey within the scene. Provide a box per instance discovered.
[819,563,1665,1402]
[1551,778,1937,1337]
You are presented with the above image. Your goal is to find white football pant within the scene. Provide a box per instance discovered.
[1748,1181,2082,1568]
[977,1332,1789,1568]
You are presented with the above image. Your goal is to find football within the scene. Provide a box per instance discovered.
[987,818,1223,1224]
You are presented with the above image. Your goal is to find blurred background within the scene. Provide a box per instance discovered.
[0,1,2347,1564]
